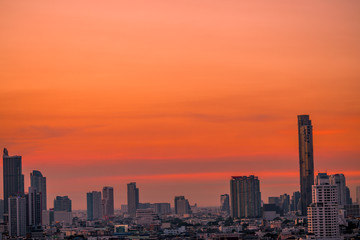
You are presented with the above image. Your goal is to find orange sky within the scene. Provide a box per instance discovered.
[0,1,359,209]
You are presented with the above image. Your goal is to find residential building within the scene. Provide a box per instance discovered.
[87,191,102,220]
[8,196,27,237]
[220,194,230,214]
[127,182,139,217]
[230,175,261,218]
[102,186,114,217]
[54,196,72,212]
[174,196,191,215]
[307,173,340,239]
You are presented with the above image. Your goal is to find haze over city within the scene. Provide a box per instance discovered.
[1,0,359,211]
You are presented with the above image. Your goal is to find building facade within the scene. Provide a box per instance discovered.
[230,175,261,218]
[127,182,139,217]
[28,186,42,226]
[102,186,114,217]
[3,148,24,213]
[30,170,47,210]
[307,173,340,240]
[298,115,314,215]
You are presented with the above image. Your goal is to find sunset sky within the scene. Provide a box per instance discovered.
[0,1,359,210]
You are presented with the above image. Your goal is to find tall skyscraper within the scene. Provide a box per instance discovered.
[356,186,360,204]
[87,191,102,220]
[308,173,339,239]
[329,173,347,206]
[230,175,261,218]
[102,186,114,217]
[3,148,24,213]
[8,196,27,237]
[174,196,192,215]
[127,182,139,217]
[28,187,42,226]
[220,194,230,214]
[298,115,314,215]
[54,196,72,212]
[30,170,47,210]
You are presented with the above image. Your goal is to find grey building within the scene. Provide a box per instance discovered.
[3,148,24,213]
[290,191,301,212]
[8,196,27,237]
[102,186,114,217]
[220,194,230,214]
[54,196,72,212]
[127,182,139,217]
[329,174,347,206]
[153,203,171,215]
[230,175,261,218]
[298,115,314,215]
[87,191,102,220]
[30,170,47,210]
[174,196,191,215]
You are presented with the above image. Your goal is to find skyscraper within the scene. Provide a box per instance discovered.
[8,196,27,237]
[87,191,102,220]
[230,175,261,218]
[220,194,230,214]
[127,182,139,217]
[174,196,192,215]
[3,148,24,213]
[290,191,301,212]
[298,115,314,215]
[329,173,347,206]
[54,196,72,212]
[30,170,47,210]
[356,186,360,204]
[102,186,114,217]
[308,173,339,239]
[28,186,42,226]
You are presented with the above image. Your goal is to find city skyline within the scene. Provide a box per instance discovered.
[0,1,359,210]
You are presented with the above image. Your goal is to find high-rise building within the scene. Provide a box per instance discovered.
[230,175,261,218]
[298,115,314,215]
[290,191,301,212]
[153,203,171,215]
[127,182,139,217]
[220,194,230,214]
[8,196,27,237]
[357,186,360,204]
[54,196,72,212]
[28,187,42,226]
[102,186,114,217]
[30,170,47,210]
[279,194,290,214]
[87,191,102,220]
[0,199,4,220]
[3,148,24,213]
[174,196,191,215]
[345,186,352,205]
[329,174,347,206]
[308,173,339,239]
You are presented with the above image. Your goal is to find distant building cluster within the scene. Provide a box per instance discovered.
[1,115,360,239]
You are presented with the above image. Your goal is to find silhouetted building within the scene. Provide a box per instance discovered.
[0,199,4,220]
[28,187,42,227]
[344,204,359,218]
[345,186,352,205]
[87,191,102,220]
[356,186,360,204]
[298,115,314,215]
[153,203,171,215]
[290,191,301,212]
[280,194,290,214]
[174,196,191,215]
[329,174,347,206]
[127,182,139,217]
[54,196,71,212]
[3,148,24,213]
[30,170,47,210]
[308,173,339,239]
[8,196,27,237]
[230,175,261,218]
[220,194,230,214]
[102,186,114,217]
